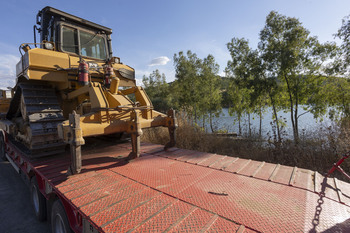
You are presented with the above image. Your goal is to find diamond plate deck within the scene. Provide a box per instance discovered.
[27,141,350,232]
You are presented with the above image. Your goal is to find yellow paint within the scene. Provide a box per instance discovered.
[13,48,172,142]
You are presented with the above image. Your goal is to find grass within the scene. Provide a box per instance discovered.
[141,112,350,181]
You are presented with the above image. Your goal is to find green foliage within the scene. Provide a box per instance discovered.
[226,37,270,137]
[219,77,231,108]
[325,77,350,119]
[335,15,350,73]
[173,51,202,116]
[326,14,350,119]
[142,69,171,113]
[142,10,350,144]
[223,11,338,143]
[201,55,222,132]
[172,51,222,131]
[258,11,337,143]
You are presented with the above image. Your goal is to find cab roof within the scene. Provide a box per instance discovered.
[39,6,113,35]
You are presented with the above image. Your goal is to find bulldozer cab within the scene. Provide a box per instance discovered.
[36,6,113,61]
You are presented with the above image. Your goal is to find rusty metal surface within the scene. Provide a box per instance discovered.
[24,142,350,232]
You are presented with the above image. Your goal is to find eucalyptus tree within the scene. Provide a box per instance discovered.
[142,69,170,112]
[322,76,350,119]
[259,11,337,143]
[200,54,222,132]
[225,38,251,135]
[328,14,350,118]
[336,15,350,73]
[226,38,270,137]
[173,51,202,122]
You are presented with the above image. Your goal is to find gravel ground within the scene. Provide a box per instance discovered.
[0,160,50,233]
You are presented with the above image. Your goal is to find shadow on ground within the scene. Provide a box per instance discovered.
[0,161,50,233]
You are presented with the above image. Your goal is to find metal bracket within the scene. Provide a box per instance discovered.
[45,180,52,195]
[128,110,143,159]
[67,111,85,175]
[83,218,98,233]
[164,109,177,150]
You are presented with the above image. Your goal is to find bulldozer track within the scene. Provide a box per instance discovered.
[7,82,66,158]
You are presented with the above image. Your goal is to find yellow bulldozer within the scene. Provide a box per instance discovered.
[0,6,176,173]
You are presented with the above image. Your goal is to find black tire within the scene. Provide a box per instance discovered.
[51,200,72,233]
[0,132,6,161]
[30,177,47,221]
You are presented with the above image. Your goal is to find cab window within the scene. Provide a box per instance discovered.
[79,30,106,60]
[62,26,78,54]
[61,25,107,60]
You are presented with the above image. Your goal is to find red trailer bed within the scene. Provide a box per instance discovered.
[4,136,350,232]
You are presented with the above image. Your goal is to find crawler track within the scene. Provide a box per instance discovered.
[7,82,66,157]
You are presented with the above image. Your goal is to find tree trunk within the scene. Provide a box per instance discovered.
[238,115,242,135]
[270,95,281,142]
[248,112,251,137]
[194,106,197,125]
[294,95,299,144]
[284,75,298,144]
[210,111,215,133]
[202,115,206,132]
[259,107,262,138]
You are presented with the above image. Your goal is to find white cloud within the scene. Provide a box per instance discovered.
[149,56,170,66]
[0,54,19,89]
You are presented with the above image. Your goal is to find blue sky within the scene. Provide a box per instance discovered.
[1,0,350,89]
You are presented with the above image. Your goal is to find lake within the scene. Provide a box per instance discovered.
[207,107,333,138]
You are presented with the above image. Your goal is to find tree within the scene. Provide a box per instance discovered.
[200,54,222,132]
[142,69,171,112]
[226,38,269,137]
[173,51,202,122]
[259,11,337,143]
[336,15,350,74]
[226,82,252,135]
[325,14,350,119]
[325,77,350,119]
[173,51,222,131]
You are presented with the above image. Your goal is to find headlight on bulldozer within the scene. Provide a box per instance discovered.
[44,42,54,50]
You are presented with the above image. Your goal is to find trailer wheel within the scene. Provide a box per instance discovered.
[51,200,72,233]
[0,132,6,161]
[30,177,47,221]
